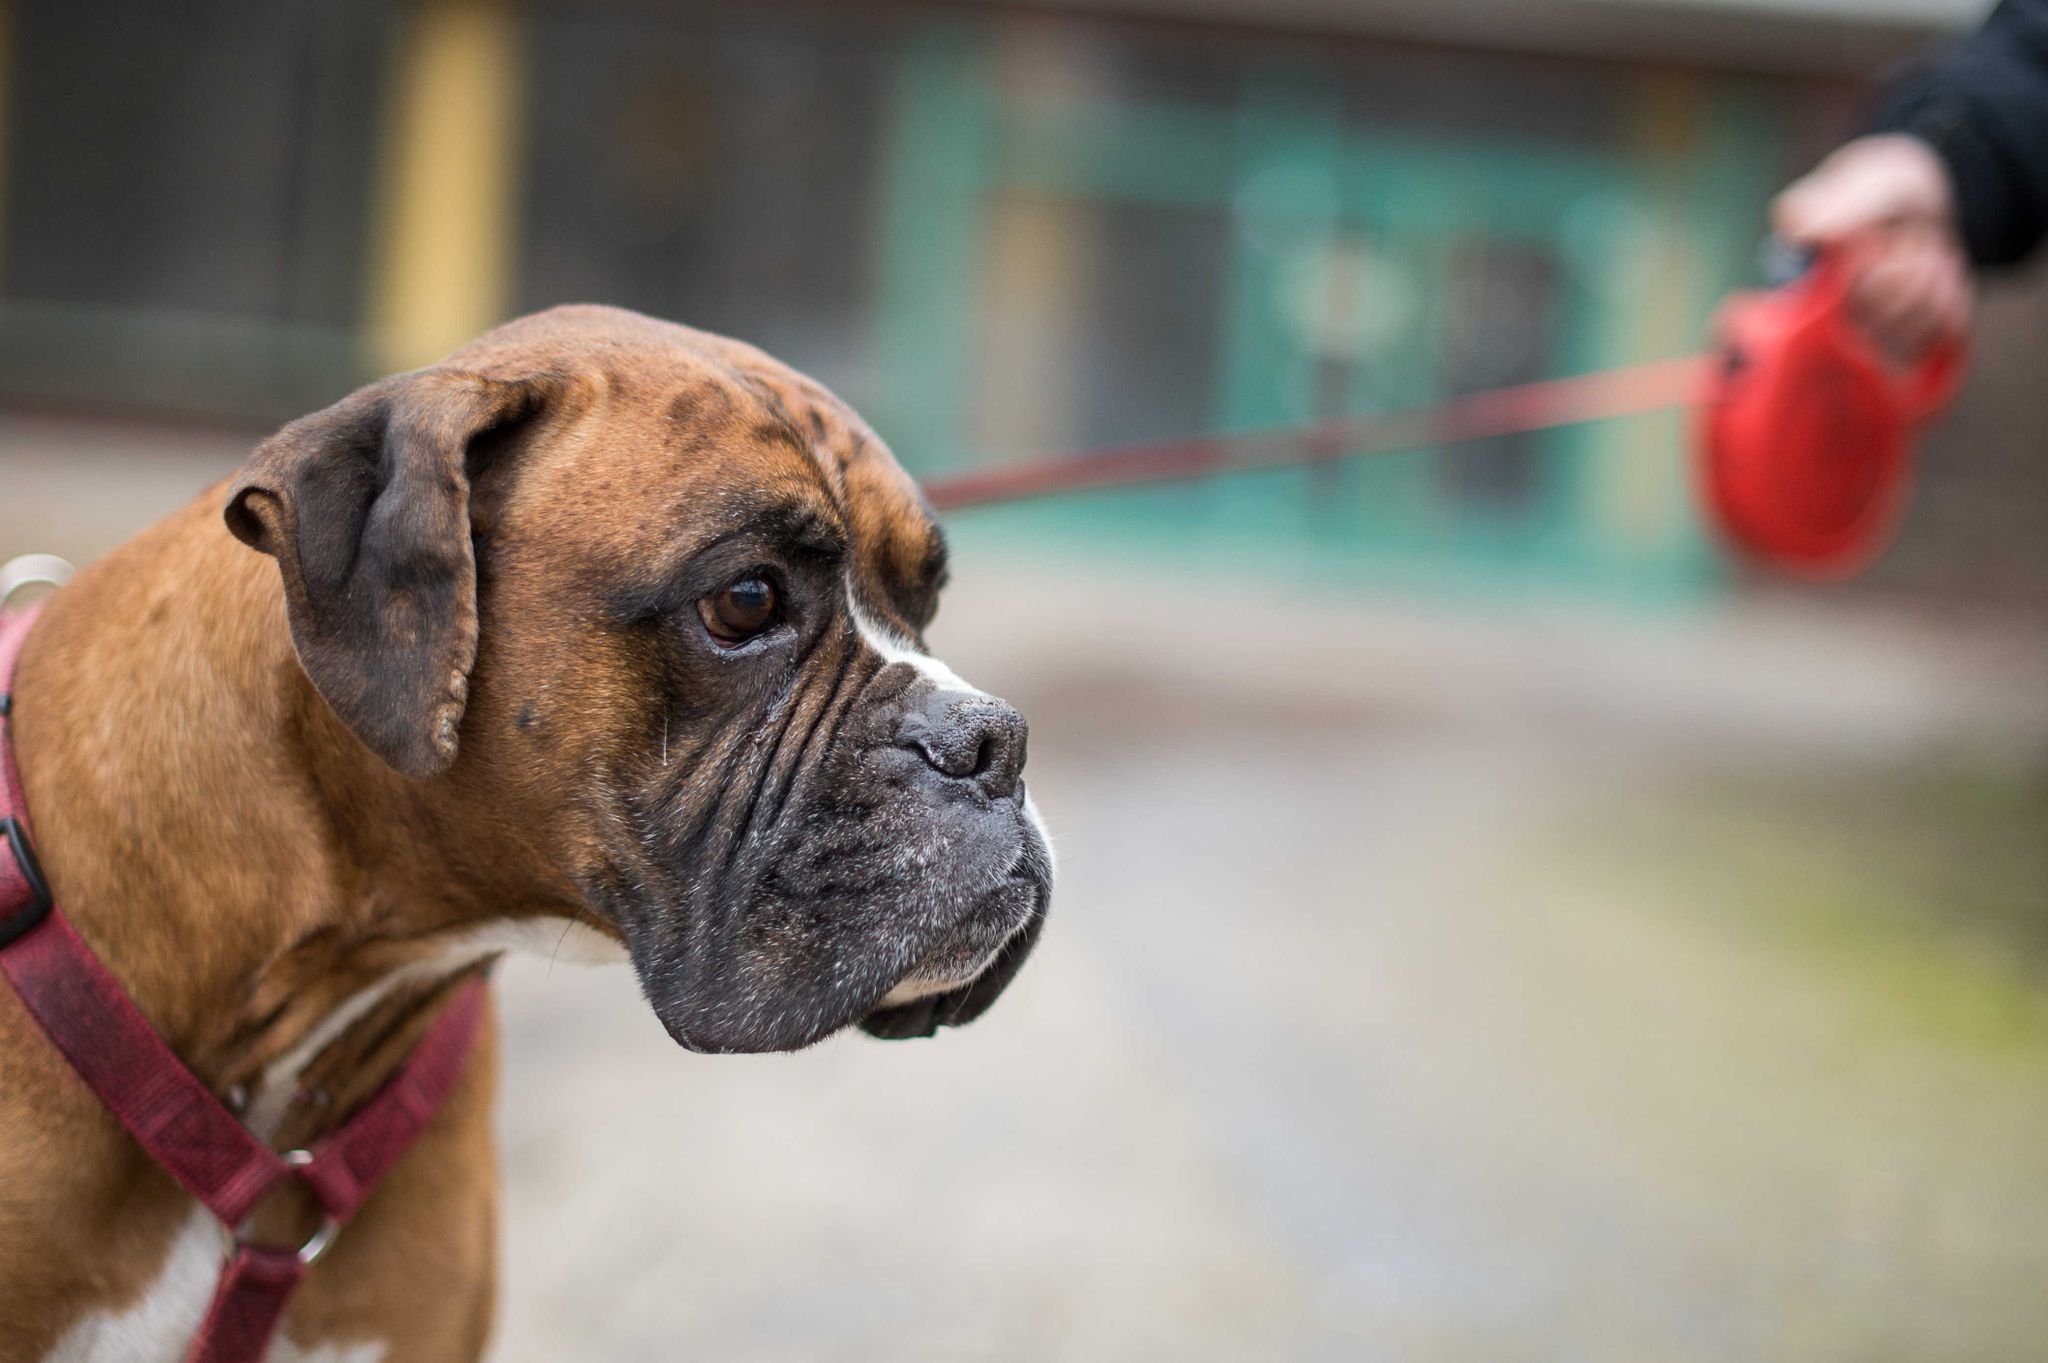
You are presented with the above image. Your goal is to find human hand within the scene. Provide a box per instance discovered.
[1771,134,1972,359]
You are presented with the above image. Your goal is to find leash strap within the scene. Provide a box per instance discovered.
[0,603,488,1363]
[922,356,1709,511]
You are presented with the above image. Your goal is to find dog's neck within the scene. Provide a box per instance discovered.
[10,487,531,1135]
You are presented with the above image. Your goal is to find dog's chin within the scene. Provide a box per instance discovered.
[874,921,1020,1010]
[857,880,1046,1042]
[628,803,1055,1055]
[628,869,1047,1054]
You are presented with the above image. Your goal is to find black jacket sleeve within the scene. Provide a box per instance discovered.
[1869,0,2048,268]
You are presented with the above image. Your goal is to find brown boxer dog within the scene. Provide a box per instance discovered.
[0,305,1051,1361]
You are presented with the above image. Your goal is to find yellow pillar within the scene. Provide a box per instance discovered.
[367,0,523,374]
[1600,73,1708,550]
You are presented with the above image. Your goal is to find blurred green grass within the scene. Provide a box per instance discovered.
[1582,762,2048,1055]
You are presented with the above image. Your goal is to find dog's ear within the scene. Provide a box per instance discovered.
[225,369,552,779]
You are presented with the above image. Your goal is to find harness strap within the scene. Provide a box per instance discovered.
[0,602,487,1363]
[189,1247,307,1363]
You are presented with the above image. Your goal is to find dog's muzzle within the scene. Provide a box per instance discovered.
[854,683,1051,1039]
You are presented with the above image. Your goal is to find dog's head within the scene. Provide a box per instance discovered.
[224,305,1050,1052]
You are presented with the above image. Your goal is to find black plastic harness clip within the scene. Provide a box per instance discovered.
[0,815,53,948]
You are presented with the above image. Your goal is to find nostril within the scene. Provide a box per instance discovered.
[900,691,1029,797]
[975,711,1028,799]
[901,727,980,781]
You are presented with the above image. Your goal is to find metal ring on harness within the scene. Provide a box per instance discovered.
[216,1148,344,1267]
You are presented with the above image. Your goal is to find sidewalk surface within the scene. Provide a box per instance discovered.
[8,431,2047,1362]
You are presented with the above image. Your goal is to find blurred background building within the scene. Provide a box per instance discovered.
[1,0,2036,604]
[5,3,2047,1361]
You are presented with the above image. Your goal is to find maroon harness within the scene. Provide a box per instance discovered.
[0,603,486,1363]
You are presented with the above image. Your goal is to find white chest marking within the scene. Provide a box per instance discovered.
[39,1207,388,1363]
[247,919,624,1139]
[39,918,623,1363]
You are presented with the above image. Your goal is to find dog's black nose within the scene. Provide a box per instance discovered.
[900,689,1028,799]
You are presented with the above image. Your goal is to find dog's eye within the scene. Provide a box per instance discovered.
[699,577,779,645]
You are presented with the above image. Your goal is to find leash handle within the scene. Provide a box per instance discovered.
[1696,240,1971,578]
[1796,242,1967,420]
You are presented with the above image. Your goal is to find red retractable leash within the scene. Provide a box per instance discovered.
[926,243,1968,581]
[1699,243,1966,577]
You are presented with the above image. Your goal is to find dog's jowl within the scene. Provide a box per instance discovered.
[0,305,1050,1362]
